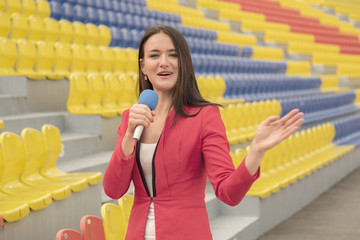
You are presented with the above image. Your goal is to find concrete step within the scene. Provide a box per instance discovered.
[0,94,27,116]
[0,111,67,134]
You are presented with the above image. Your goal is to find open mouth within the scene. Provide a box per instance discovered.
[157,72,172,76]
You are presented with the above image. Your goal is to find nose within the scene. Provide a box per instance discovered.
[159,54,169,67]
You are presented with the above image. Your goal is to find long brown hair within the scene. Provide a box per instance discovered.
[137,25,221,122]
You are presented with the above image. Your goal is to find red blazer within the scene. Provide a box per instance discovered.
[103,105,259,240]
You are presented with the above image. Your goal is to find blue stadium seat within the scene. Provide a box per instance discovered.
[111,0,121,12]
[107,10,117,27]
[103,0,113,10]
[62,2,75,22]
[73,4,87,23]
[85,0,96,8]
[86,7,98,25]
[115,12,126,28]
[49,1,63,21]
[95,0,105,9]
[109,26,121,47]
[97,9,109,25]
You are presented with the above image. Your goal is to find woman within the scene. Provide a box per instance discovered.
[103,25,304,240]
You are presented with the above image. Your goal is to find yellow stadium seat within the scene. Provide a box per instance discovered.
[321,75,338,91]
[98,25,111,47]
[21,0,36,17]
[101,203,127,240]
[51,42,71,80]
[264,30,314,44]
[32,40,56,79]
[58,19,74,43]
[42,124,100,186]
[100,47,115,73]
[124,48,138,72]
[0,120,3,129]
[0,202,30,222]
[287,42,340,55]
[6,0,21,15]
[0,132,53,210]
[43,17,59,42]
[16,39,37,76]
[86,45,102,73]
[9,13,28,39]
[113,47,127,73]
[286,60,311,75]
[27,15,45,41]
[73,21,87,45]
[118,72,137,113]
[251,46,284,60]
[241,19,290,33]
[70,43,88,73]
[0,12,11,38]
[0,0,5,12]
[35,0,51,18]
[0,37,17,75]
[217,30,257,47]
[103,73,122,114]
[86,73,118,117]
[337,63,360,78]
[21,128,72,200]
[67,73,90,114]
[85,23,100,46]
[118,194,134,232]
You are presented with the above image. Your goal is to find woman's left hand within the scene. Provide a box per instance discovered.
[251,109,304,154]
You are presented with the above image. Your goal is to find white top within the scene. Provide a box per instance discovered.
[140,143,157,240]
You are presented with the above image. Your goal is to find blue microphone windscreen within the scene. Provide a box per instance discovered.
[138,89,159,110]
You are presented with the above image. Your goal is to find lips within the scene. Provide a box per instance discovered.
[157,71,173,76]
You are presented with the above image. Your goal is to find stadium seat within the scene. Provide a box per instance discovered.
[0,37,17,75]
[100,47,115,73]
[73,4,87,23]
[70,43,88,73]
[101,203,127,240]
[62,2,75,22]
[0,120,3,130]
[58,19,74,43]
[51,42,71,79]
[0,0,4,12]
[33,40,56,79]
[85,23,100,46]
[15,39,37,77]
[6,0,21,15]
[42,124,102,186]
[0,202,30,223]
[103,73,122,114]
[118,194,134,231]
[21,0,36,17]
[27,15,45,41]
[98,25,111,47]
[86,73,118,117]
[35,0,51,18]
[117,72,138,112]
[0,132,53,210]
[43,17,60,42]
[67,73,90,114]
[0,12,11,38]
[85,45,102,72]
[9,13,28,39]
[56,229,82,240]
[49,1,63,21]
[80,215,106,240]
[72,21,87,45]
[112,47,127,72]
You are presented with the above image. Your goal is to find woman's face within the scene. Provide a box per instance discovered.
[141,32,179,95]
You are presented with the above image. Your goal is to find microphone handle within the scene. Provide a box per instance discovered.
[133,125,144,141]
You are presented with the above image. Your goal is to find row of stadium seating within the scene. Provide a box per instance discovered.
[56,194,134,240]
[0,124,101,222]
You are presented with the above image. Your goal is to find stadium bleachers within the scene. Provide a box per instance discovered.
[1,0,360,239]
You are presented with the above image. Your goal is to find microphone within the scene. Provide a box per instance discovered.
[133,89,159,141]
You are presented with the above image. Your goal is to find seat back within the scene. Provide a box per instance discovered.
[0,12,11,38]
[100,47,115,73]
[86,73,105,111]
[118,194,134,230]
[101,203,126,240]
[58,19,74,43]
[98,25,111,47]
[53,42,71,78]
[35,41,55,77]
[72,21,87,45]
[21,0,36,17]
[21,128,47,182]
[86,45,102,73]
[103,73,122,110]
[41,124,63,175]
[43,17,59,42]
[112,47,127,73]
[80,215,106,240]
[85,23,99,46]
[10,13,28,39]
[70,43,88,72]
[67,73,88,114]
[16,39,37,75]
[6,0,21,15]
[27,15,44,41]
[0,132,26,192]
[35,0,51,18]
[56,229,82,240]
[0,37,17,75]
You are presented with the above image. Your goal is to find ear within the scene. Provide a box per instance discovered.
[140,58,146,75]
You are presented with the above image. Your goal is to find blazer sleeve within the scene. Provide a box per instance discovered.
[103,109,136,199]
[201,105,260,206]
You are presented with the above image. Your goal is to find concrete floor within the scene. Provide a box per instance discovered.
[258,166,360,240]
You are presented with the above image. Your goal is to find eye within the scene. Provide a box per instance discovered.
[169,53,178,58]
[149,54,159,58]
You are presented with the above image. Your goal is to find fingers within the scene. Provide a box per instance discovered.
[128,104,155,131]
[278,109,303,127]
[263,115,280,126]
[280,118,304,140]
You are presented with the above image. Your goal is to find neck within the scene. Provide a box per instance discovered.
[155,92,173,116]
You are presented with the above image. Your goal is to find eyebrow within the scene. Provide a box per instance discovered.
[148,49,177,53]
